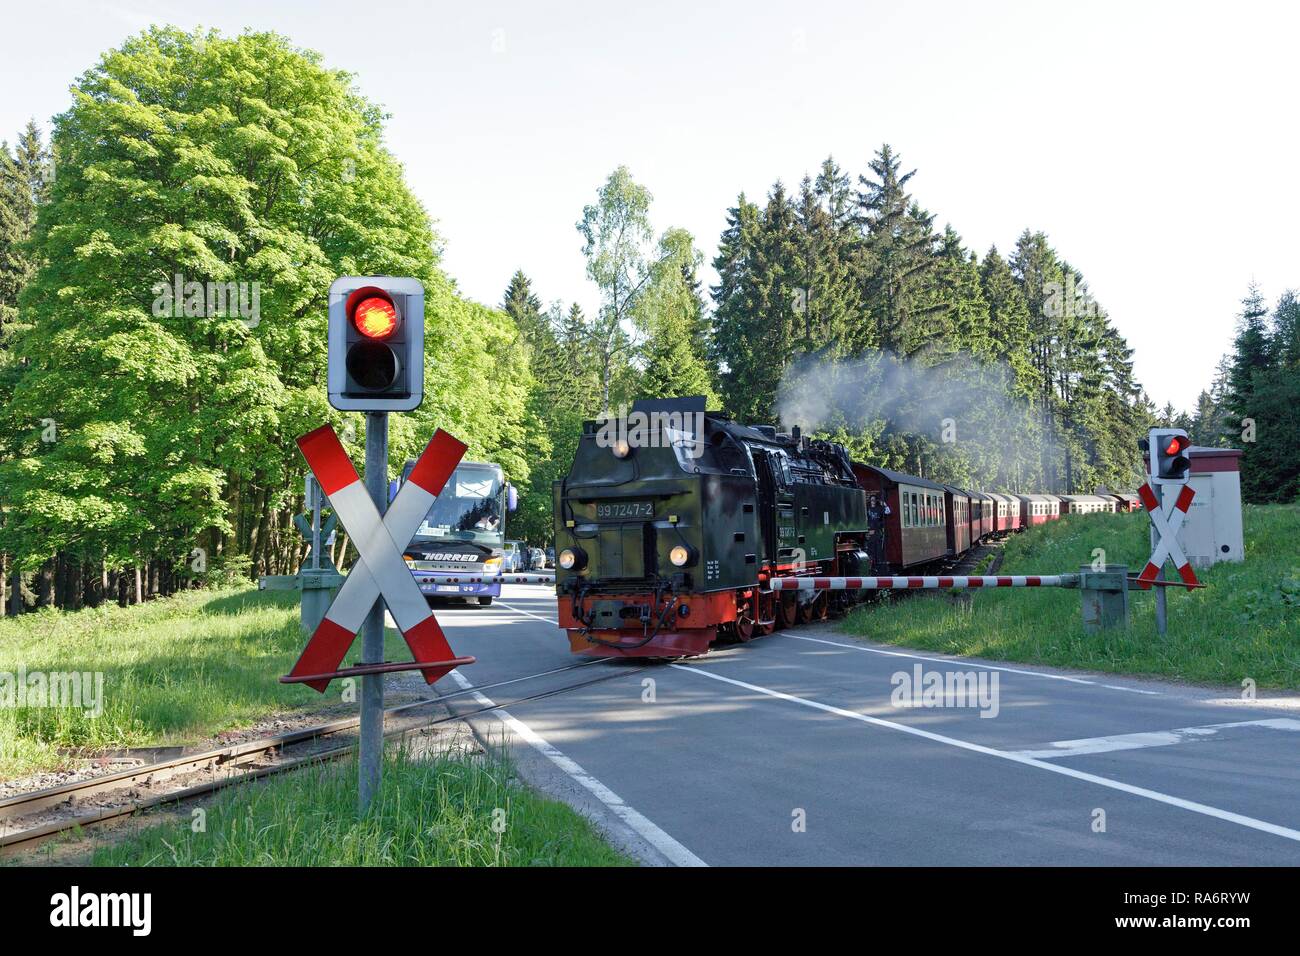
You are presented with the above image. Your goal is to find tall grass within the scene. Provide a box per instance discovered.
[86,745,633,867]
[841,504,1300,686]
[0,587,413,777]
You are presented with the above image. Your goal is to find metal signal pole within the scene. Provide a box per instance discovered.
[359,410,388,814]
[1153,483,1168,635]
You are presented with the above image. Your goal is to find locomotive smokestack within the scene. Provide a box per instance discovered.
[792,425,802,447]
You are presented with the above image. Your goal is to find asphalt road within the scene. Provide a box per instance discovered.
[410,584,1300,866]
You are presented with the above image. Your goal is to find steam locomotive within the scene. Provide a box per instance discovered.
[552,396,1130,658]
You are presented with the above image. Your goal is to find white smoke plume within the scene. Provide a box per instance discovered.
[775,350,1047,487]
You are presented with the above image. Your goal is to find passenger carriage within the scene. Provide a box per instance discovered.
[1015,493,1056,527]
[852,465,949,570]
[942,484,971,557]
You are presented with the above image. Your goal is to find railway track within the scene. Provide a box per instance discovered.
[0,657,643,857]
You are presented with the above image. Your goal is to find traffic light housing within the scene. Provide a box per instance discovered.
[1148,427,1192,485]
[327,276,424,411]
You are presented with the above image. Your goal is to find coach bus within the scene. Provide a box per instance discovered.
[395,458,516,606]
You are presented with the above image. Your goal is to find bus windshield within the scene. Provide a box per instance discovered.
[411,464,504,545]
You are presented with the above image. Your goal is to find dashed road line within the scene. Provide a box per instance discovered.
[1009,717,1300,759]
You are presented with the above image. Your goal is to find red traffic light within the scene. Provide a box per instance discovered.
[352,295,398,339]
[1164,435,1188,455]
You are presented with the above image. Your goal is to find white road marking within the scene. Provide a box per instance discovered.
[447,669,707,867]
[782,632,1163,696]
[496,600,561,626]
[671,663,1300,845]
[1010,718,1300,759]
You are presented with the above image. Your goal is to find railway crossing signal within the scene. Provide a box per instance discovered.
[1136,481,1199,589]
[1138,426,1201,635]
[286,418,474,815]
[327,276,425,411]
[284,424,474,692]
[1147,427,1192,485]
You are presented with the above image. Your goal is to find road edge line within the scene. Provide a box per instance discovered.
[445,670,707,867]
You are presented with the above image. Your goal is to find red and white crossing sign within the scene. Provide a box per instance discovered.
[1136,481,1200,589]
[285,425,473,692]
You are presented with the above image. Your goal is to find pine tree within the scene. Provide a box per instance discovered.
[855,145,943,355]
[710,193,769,421]
[1223,283,1272,440]
[978,246,1037,396]
[1270,289,1300,368]
[0,120,50,350]
[794,173,860,357]
[637,228,717,404]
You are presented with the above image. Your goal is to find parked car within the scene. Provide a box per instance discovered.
[544,547,555,569]
[529,547,546,570]
[502,540,524,572]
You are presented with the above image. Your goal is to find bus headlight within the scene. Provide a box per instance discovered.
[559,547,586,571]
[669,544,696,567]
[403,554,416,568]
[482,557,502,574]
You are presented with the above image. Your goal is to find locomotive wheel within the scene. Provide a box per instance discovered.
[798,594,823,624]
[758,592,777,635]
[734,610,756,642]
[732,593,757,642]
[779,593,799,629]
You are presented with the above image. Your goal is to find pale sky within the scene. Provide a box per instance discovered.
[3,0,1297,411]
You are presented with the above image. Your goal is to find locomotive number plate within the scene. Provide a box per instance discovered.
[596,501,654,520]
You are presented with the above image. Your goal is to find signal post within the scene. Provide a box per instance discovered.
[1141,428,1195,635]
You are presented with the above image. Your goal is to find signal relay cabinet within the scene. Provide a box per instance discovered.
[1180,446,1244,568]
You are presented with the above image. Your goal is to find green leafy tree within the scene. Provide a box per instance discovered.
[575,166,657,411]
[0,27,529,598]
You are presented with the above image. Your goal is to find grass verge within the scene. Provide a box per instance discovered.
[81,744,633,866]
[0,587,415,778]
[840,503,1300,687]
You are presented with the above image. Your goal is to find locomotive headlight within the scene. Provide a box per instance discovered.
[558,547,586,571]
[669,544,697,567]
[612,438,631,459]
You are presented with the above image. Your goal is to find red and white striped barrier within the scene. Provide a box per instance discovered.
[766,575,1068,591]
[423,574,555,584]
[288,425,469,691]
[1136,482,1199,588]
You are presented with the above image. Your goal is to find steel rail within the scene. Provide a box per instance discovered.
[0,658,635,855]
